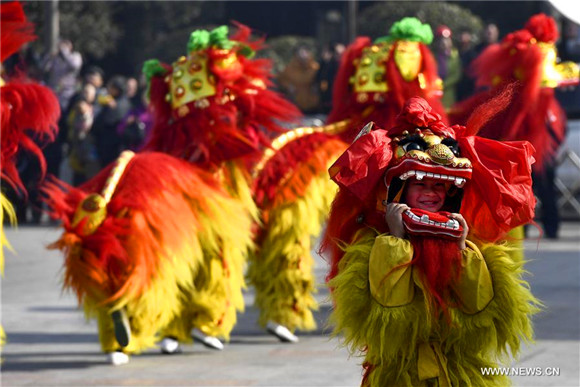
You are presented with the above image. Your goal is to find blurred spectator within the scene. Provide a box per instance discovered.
[66,66,107,119]
[474,23,499,57]
[560,21,580,62]
[39,39,82,109]
[277,46,320,113]
[67,83,100,185]
[40,40,82,182]
[434,25,462,108]
[457,29,477,101]
[457,23,500,100]
[316,42,345,113]
[93,75,131,167]
[85,66,105,90]
[117,90,153,152]
[458,29,474,55]
[126,77,139,102]
[84,66,107,115]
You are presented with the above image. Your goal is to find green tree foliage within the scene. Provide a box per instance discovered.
[115,1,223,74]
[22,1,221,74]
[24,1,120,59]
[357,1,483,44]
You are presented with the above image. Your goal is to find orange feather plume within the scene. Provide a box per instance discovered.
[43,152,228,305]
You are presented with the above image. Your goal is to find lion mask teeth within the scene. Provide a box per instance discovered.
[399,170,466,187]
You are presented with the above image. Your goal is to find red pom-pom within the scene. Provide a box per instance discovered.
[395,97,441,127]
[524,13,559,43]
[390,97,453,137]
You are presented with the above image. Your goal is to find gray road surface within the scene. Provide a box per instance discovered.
[1,224,578,386]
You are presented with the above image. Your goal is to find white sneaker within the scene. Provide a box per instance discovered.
[107,351,129,366]
[191,328,224,350]
[160,337,181,354]
[266,321,299,343]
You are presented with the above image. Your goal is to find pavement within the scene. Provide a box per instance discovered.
[1,223,578,387]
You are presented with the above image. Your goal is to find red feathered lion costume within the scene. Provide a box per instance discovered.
[144,24,300,170]
[326,19,446,143]
[1,1,59,194]
[450,13,579,169]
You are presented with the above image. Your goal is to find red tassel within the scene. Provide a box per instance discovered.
[409,236,461,316]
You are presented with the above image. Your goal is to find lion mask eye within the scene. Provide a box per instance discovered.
[399,134,428,152]
[441,137,460,157]
[403,142,423,152]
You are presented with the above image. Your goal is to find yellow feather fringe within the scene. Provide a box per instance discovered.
[161,162,255,342]
[329,229,541,386]
[75,207,206,353]
[1,192,17,347]
[504,226,525,263]
[1,192,17,274]
[248,171,339,332]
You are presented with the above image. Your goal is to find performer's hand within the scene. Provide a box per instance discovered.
[448,213,469,250]
[385,203,409,239]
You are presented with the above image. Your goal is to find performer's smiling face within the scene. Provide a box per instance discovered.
[404,178,446,212]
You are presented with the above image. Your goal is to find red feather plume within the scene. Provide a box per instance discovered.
[1,1,60,193]
[1,75,60,193]
[0,1,35,62]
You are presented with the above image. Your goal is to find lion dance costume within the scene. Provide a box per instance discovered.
[450,13,578,167]
[450,14,579,238]
[1,1,60,344]
[324,97,540,386]
[46,23,340,364]
[143,24,352,339]
[327,17,445,142]
[249,17,449,334]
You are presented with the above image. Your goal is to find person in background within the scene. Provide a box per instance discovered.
[456,29,478,100]
[473,23,499,61]
[40,40,82,182]
[93,75,131,167]
[117,85,152,152]
[316,42,345,114]
[83,66,107,117]
[60,66,106,137]
[67,83,99,185]
[433,25,462,108]
[277,46,320,113]
[560,20,580,62]
[40,39,82,110]
[126,77,139,105]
